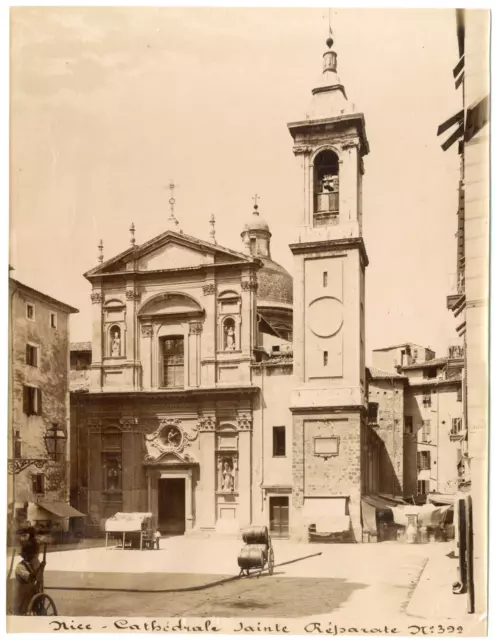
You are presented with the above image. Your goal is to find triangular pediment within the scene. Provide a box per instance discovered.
[85,231,254,280]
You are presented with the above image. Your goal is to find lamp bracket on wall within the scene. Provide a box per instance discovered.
[8,458,47,475]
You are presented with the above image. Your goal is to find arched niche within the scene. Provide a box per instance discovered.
[313,149,340,226]
[107,324,123,358]
[217,292,241,353]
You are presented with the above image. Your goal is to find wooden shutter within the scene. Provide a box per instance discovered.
[37,389,42,416]
[23,386,29,415]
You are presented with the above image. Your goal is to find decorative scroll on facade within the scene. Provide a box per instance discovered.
[197,415,216,432]
[144,418,199,463]
[241,278,258,292]
[237,413,253,431]
[203,283,215,295]
[189,322,203,335]
[90,292,103,304]
[125,290,141,302]
[141,324,153,337]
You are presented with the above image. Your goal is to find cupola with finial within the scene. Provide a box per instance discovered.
[240,195,272,258]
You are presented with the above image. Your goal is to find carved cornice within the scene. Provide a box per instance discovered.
[141,324,153,338]
[88,418,103,433]
[120,416,139,430]
[189,322,203,335]
[203,283,216,296]
[87,417,138,433]
[8,458,46,475]
[197,415,216,432]
[90,292,103,304]
[341,139,360,151]
[126,290,141,302]
[241,278,258,292]
[237,413,253,431]
[293,145,312,156]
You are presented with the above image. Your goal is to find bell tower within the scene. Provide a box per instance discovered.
[288,16,370,541]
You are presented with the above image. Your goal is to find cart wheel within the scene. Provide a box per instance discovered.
[268,547,275,576]
[27,593,58,616]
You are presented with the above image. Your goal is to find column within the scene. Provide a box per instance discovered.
[89,291,103,390]
[198,416,216,530]
[201,281,216,385]
[88,423,102,525]
[340,141,359,223]
[125,287,141,389]
[121,426,134,511]
[141,324,153,389]
[185,469,193,531]
[293,145,312,229]
[240,275,256,357]
[237,412,252,528]
[188,322,202,387]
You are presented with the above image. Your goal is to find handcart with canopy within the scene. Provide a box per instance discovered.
[104,512,156,550]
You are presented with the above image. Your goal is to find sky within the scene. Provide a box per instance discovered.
[10,7,463,359]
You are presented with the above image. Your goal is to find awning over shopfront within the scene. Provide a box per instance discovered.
[361,495,397,535]
[37,500,86,519]
[362,494,451,534]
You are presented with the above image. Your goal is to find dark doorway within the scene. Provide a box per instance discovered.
[269,496,289,538]
[158,478,186,534]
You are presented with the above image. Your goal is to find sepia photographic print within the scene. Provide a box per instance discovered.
[6,5,490,636]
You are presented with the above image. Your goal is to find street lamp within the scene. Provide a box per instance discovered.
[44,425,67,462]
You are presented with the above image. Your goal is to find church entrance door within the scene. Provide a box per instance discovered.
[158,478,186,535]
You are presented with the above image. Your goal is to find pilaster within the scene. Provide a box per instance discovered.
[237,411,253,528]
[197,414,216,530]
[201,281,216,385]
[89,290,103,390]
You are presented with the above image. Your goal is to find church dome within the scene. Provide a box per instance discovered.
[257,257,293,307]
[240,201,293,308]
[242,206,271,234]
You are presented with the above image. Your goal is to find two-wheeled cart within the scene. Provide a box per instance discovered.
[237,526,274,577]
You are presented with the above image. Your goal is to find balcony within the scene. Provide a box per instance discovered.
[450,417,465,441]
[314,191,339,227]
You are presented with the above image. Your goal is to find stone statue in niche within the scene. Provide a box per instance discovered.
[166,427,182,447]
[221,457,236,492]
[107,467,119,490]
[111,328,121,357]
[224,322,236,351]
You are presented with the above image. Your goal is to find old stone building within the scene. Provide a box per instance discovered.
[368,343,464,503]
[8,273,80,536]
[70,25,387,542]
[438,8,489,613]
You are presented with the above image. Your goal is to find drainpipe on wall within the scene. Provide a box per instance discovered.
[437,382,440,490]
[259,364,265,517]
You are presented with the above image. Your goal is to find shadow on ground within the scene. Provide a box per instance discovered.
[35,574,367,618]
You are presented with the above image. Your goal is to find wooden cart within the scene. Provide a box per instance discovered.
[237,526,275,577]
[105,512,155,550]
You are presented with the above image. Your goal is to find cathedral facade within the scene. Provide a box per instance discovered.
[70,26,381,542]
